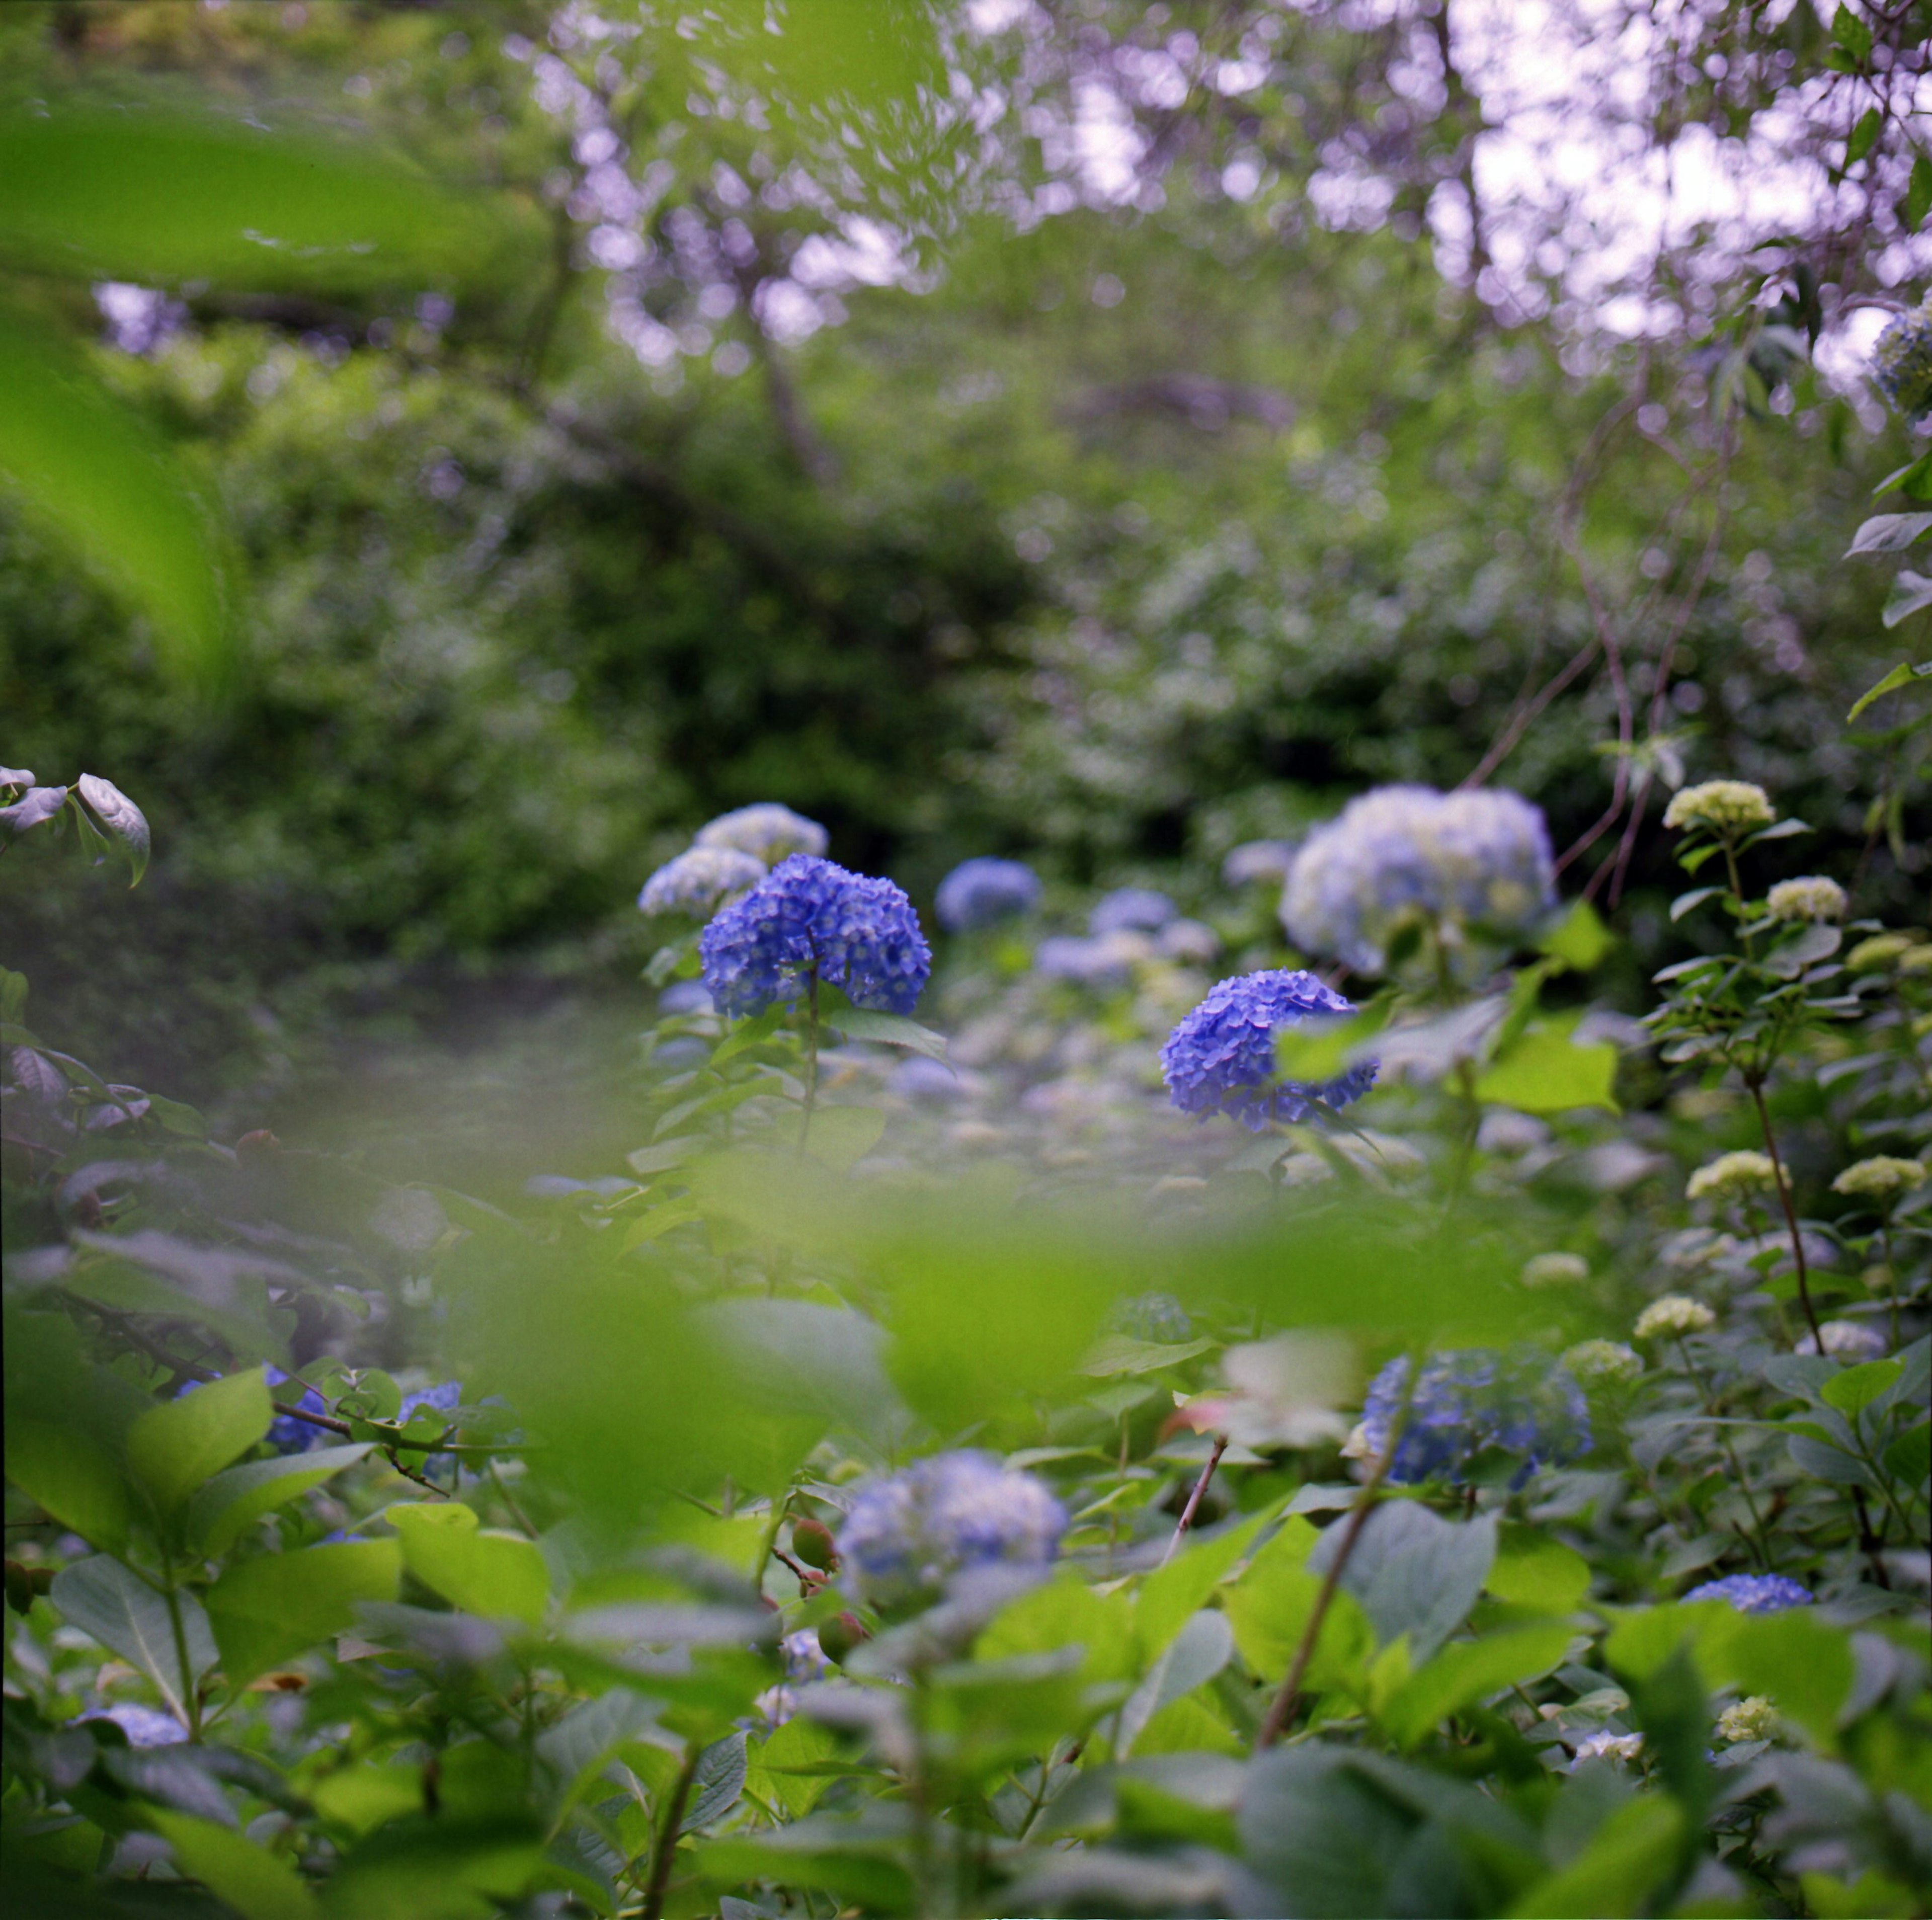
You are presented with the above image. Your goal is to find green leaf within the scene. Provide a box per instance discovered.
[1820,1357,1904,1417]
[386,1501,547,1627]
[1079,1333,1218,1377]
[1882,1421,1929,1488]
[187,1444,372,1557]
[746,1715,843,1818]
[4,1418,127,1552]
[1718,1610,1854,1747]
[1222,1517,1375,1695]
[802,1104,887,1173]
[1486,1526,1590,1613]
[127,1369,272,1516]
[1909,155,1932,229]
[1135,1514,1265,1664]
[1846,106,1882,166]
[0,308,234,686]
[49,1554,215,1724]
[0,966,25,1024]
[1274,1004,1388,1083]
[319,1813,547,1920]
[1831,5,1873,63]
[1845,513,1932,557]
[1538,900,1612,972]
[205,1540,401,1688]
[977,1572,1136,1683]
[1312,1502,1498,1665]
[822,1007,949,1060]
[1668,885,1724,922]
[1876,448,1932,499]
[74,774,150,888]
[1380,1622,1573,1749]
[1847,660,1932,721]
[683,1732,749,1833]
[1882,570,1932,627]
[1473,1020,1619,1114]
[146,1810,318,1920]
[1507,1795,1683,1917]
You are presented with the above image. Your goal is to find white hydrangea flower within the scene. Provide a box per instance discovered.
[1686,1151,1777,1202]
[1797,1320,1887,1362]
[1280,784,1556,975]
[637,845,765,918]
[1715,1696,1779,1744]
[1522,1252,1589,1288]
[1570,1730,1644,1769]
[1563,1339,1643,1386]
[1662,780,1775,834]
[1764,876,1846,924]
[1832,1157,1927,1201]
[1634,1295,1716,1339]
[1846,933,1919,971]
[694,802,829,866]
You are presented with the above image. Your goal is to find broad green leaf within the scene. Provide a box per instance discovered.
[1311,1502,1498,1665]
[0,308,233,685]
[0,102,526,292]
[74,774,150,888]
[1381,1622,1573,1749]
[1846,107,1882,166]
[127,1368,272,1515]
[1118,1610,1234,1756]
[823,1007,949,1060]
[1882,569,1932,627]
[1135,1514,1265,1663]
[1275,1009,1380,1083]
[1486,1527,1591,1613]
[1538,899,1612,972]
[49,1554,215,1724]
[205,1541,401,1688]
[746,1715,843,1818]
[1079,1333,1217,1377]
[1883,1421,1930,1487]
[1844,513,1932,557]
[1831,4,1872,62]
[1909,155,1932,230]
[187,1444,372,1558]
[386,1501,547,1626]
[146,1810,318,1920]
[1222,1518,1375,1695]
[319,1813,547,1920]
[977,1572,1135,1683]
[1847,660,1932,722]
[4,1418,127,1551]
[1668,885,1724,922]
[1506,1796,1683,1919]
[682,1731,749,1832]
[1820,1358,1904,1418]
[802,1104,887,1172]
[1474,1020,1619,1114]
[1876,447,1932,499]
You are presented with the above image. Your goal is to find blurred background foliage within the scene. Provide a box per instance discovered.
[0,0,1923,1117]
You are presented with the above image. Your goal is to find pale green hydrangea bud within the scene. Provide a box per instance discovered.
[1846,932,1918,971]
[1635,1295,1716,1339]
[1563,1339,1643,1386]
[1686,1150,1777,1202]
[1764,876,1846,923]
[1832,1156,1927,1201]
[1522,1252,1589,1288]
[1715,1695,1780,1744]
[1662,780,1774,834]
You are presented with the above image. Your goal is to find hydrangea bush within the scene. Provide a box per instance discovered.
[4,751,1928,1920]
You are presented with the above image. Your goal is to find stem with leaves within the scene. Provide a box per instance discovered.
[638,1743,700,1920]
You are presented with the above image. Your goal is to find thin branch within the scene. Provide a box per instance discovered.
[1163,1435,1229,1566]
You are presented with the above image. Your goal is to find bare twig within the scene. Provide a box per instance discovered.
[1163,1434,1229,1566]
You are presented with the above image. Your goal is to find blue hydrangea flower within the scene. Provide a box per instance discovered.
[1874,298,1932,419]
[836,1451,1066,1607]
[699,855,931,1017]
[1281,785,1556,976]
[935,857,1041,932]
[637,846,765,918]
[264,1366,330,1453]
[1090,887,1177,935]
[1682,1574,1812,1615]
[1160,969,1377,1130]
[398,1380,462,1426]
[694,803,828,866]
[1034,933,1137,991]
[1357,1349,1591,1487]
[1110,1292,1194,1342]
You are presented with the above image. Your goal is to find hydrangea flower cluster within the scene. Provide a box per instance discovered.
[837,1452,1066,1607]
[935,857,1041,932]
[1682,1573,1811,1614]
[1110,1291,1194,1342]
[1832,1156,1926,1200]
[1160,969,1377,1130]
[263,1365,329,1454]
[1715,1696,1779,1744]
[1847,932,1921,971]
[699,855,931,1017]
[1661,780,1775,835]
[1280,785,1556,976]
[1765,876,1846,924]
[1635,1295,1716,1339]
[694,803,829,866]
[1570,1731,1644,1770]
[1355,1348,1591,1487]
[637,846,765,919]
[1521,1252,1589,1288]
[1563,1339,1643,1387]
[1873,297,1932,419]
[1090,888,1178,935]
[1686,1151,1777,1202]
[1798,1320,1888,1361]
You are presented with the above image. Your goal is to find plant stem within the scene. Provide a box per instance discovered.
[1745,1077,1822,1346]
[799,967,820,1154]
[158,1556,202,1741]
[639,1743,700,1920]
[1163,1434,1228,1566]
[1675,1338,1772,1569]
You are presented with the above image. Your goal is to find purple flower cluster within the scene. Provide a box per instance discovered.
[699,855,932,1018]
[1160,969,1376,1129]
[836,1451,1066,1607]
[1682,1574,1811,1614]
[1359,1348,1591,1487]
[935,857,1041,932]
